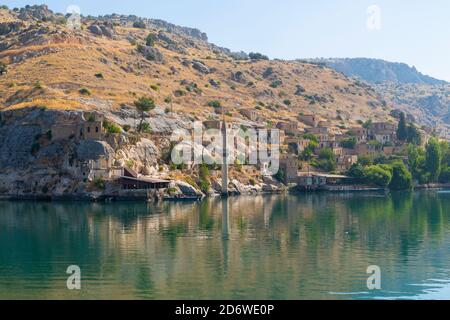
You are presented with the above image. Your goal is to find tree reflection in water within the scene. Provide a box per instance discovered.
[0,190,449,299]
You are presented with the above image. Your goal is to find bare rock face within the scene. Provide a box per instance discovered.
[128,138,160,164]
[88,24,103,36]
[262,67,274,79]
[176,180,203,197]
[0,124,41,168]
[295,84,306,96]
[230,71,247,84]
[100,25,114,38]
[18,5,56,22]
[88,24,114,38]
[0,21,24,36]
[138,45,165,63]
[192,60,210,74]
[76,140,115,161]
[229,51,249,60]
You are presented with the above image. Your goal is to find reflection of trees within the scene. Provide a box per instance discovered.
[0,191,449,299]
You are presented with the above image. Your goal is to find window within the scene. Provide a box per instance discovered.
[87,127,91,133]
[96,127,99,133]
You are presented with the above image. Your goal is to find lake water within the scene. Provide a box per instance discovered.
[1,191,450,300]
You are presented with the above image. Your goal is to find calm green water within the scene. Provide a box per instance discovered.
[1,191,450,300]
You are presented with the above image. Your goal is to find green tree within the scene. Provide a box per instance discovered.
[340,137,357,149]
[134,97,155,132]
[426,137,441,182]
[347,163,365,179]
[302,134,319,143]
[207,100,222,108]
[406,124,421,145]
[316,147,336,172]
[397,112,408,141]
[389,162,413,190]
[439,141,450,183]
[364,165,392,187]
[358,155,373,167]
[133,20,146,29]
[408,144,424,181]
[198,164,211,194]
[439,167,450,183]
[440,141,450,167]
[0,61,6,75]
[146,33,156,46]
[362,119,373,129]
[249,52,269,60]
[300,140,318,161]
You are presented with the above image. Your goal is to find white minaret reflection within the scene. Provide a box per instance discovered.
[221,197,230,274]
[222,197,230,240]
[221,119,229,196]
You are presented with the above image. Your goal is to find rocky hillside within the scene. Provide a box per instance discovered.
[0,5,402,199]
[303,58,450,138]
[0,5,394,127]
[304,58,447,86]
[376,82,450,138]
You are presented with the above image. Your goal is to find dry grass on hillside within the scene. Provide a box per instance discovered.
[0,12,395,129]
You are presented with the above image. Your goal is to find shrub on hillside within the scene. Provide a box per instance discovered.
[79,88,91,95]
[249,52,269,60]
[0,61,7,75]
[133,20,146,29]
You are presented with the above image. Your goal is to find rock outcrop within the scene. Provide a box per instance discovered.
[138,45,165,63]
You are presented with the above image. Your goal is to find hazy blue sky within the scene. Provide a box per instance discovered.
[4,0,450,81]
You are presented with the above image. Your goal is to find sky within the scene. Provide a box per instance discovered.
[3,0,450,81]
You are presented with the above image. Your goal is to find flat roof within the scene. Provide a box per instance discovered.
[119,176,170,184]
[298,172,352,179]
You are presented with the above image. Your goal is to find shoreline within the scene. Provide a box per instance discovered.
[2,184,449,203]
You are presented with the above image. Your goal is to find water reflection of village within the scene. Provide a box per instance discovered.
[0,192,450,299]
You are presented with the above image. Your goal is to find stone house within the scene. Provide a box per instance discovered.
[299,114,320,127]
[332,147,344,157]
[368,122,396,144]
[51,112,104,142]
[51,124,79,141]
[373,132,395,144]
[203,120,233,132]
[276,121,300,136]
[355,143,381,157]
[349,127,368,143]
[337,155,358,172]
[371,122,396,132]
[279,154,299,184]
[285,137,311,154]
[318,121,330,127]
[306,126,328,135]
[80,119,103,141]
[383,146,400,156]
[240,108,259,122]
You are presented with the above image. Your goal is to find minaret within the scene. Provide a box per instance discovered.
[221,118,229,196]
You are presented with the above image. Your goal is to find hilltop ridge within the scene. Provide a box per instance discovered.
[0,5,394,129]
[304,57,447,85]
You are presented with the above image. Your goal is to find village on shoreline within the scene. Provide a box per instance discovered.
[0,5,449,203]
[1,100,449,203]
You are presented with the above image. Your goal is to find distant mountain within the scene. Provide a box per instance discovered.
[300,58,449,138]
[303,58,447,86]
